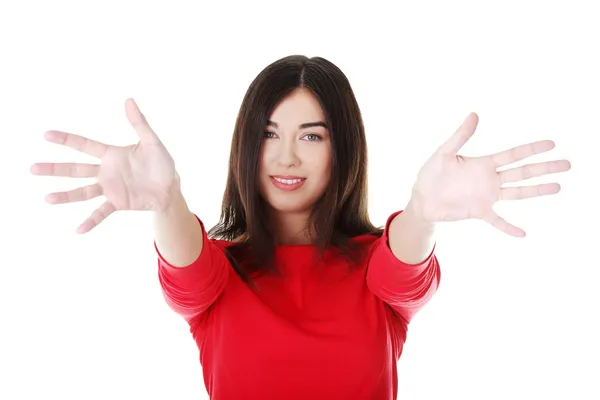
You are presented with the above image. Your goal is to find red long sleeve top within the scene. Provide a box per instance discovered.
[156,211,440,399]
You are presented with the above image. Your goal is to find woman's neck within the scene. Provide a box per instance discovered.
[269,209,314,245]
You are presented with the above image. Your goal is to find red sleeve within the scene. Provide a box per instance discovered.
[155,214,230,322]
[366,210,441,325]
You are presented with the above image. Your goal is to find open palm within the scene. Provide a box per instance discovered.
[31,98,178,234]
[411,113,571,237]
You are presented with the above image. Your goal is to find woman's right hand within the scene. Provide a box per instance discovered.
[31,98,179,234]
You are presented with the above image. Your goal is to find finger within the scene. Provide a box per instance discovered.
[30,162,100,178]
[490,140,555,167]
[437,112,479,155]
[45,183,103,204]
[44,130,110,158]
[124,98,160,144]
[483,211,526,237]
[500,183,561,200]
[76,201,116,234]
[499,159,571,184]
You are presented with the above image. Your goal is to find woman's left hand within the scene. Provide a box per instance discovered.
[409,113,571,237]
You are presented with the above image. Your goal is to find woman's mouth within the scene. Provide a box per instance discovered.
[270,176,306,191]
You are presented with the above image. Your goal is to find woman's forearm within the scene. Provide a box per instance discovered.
[154,180,204,268]
[387,200,437,265]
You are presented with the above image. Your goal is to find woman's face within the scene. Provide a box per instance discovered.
[258,88,333,215]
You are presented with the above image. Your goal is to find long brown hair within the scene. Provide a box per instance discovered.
[208,55,382,285]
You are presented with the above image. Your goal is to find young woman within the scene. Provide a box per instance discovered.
[31,55,571,399]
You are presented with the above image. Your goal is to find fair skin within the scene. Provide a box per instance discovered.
[389,113,571,264]
[30,99,202,267]
[259,90,571,264]
[30,97,571,268]
[258,88,333,245]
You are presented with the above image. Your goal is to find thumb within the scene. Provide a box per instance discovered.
[125,98,161,144]
[436,112,479,155]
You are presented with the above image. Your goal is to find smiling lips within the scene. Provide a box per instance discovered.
[270,175,306,191]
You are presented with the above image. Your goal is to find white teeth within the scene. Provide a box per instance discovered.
[274,177,302,184]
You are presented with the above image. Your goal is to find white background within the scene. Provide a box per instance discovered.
[2,1,598,399]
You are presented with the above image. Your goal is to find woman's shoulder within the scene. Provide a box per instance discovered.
[347,231,382,245]
[208,237,239,251]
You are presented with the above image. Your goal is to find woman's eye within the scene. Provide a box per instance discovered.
[263,131,276,139]
[304,134,321,141]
